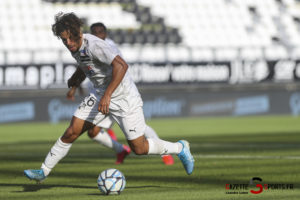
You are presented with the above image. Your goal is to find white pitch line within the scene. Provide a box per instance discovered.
[191,143,300,148]
[1,152,300,160]
[194,154,300,160]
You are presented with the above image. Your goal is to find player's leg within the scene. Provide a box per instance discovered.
[127,135,181,155]
[24,94,103,182]
[144,125,174,165]
[128,135,194,175]
[114,107,182,155]
[88,126,121,150]
[107,128,118,141]
[87,125,131,164]
[114,106,194,175]
[96,115,118,140]
[24,116,94,182]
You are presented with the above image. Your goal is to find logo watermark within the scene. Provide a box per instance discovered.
[225,177,294,195]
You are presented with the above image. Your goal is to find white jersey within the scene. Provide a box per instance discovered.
[87,37,122,94]
[105,38,122,57]
[72,33,141,115]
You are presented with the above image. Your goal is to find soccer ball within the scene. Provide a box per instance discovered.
[97,168,126,195]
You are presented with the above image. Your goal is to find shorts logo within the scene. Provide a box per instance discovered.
[129,127,136,132]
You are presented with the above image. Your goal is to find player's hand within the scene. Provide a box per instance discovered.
[67,77,76,88]
[66,87,77,101]
[98,94,111,114]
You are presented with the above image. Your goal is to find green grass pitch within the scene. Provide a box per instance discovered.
[0,115,299,200]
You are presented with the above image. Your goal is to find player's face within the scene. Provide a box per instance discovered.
[60,30,82,53]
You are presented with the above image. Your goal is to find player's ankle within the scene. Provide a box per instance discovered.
[41,163,51,176]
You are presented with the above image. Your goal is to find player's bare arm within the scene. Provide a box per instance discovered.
[66,68,86,101]
[67,67,86,88]
[98,55,128,114]
[66,86,77,101]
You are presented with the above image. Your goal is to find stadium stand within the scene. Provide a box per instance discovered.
[0,0,300,63]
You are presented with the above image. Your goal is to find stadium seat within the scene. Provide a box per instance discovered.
[0,0,300,64]
[191,48,214,62]
[167,45,190,62]
[291,46,300,59]
[119,44,141,62]
[0,53,5,65]
[140,44,166,62]
[240,47,264,60]
[215,48,238,61]
[33,50,60,64]
[7,51,32,65]
[61,50,76,63]
[265,45,289,60]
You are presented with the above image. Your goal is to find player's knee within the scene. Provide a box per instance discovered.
[87,129,96,138]
[88,127,101,139]
[128,135,148,155]
[131,146,147,155]
[61,127,79,143]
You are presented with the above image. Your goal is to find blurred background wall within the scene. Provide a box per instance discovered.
[1,0,300,123]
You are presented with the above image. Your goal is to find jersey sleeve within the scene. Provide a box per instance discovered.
[106,38,122,56]
[90,40,118,65]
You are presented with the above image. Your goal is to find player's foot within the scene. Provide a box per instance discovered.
[24,169,46,183]
[177,140,194,175]
[107,129,118,141]
[115,145,131,164]
[162,155,174,165]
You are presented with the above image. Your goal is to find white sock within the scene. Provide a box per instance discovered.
[41,138,72,176]
[147,138,182,155]
[145,125,180,157]
[92,129,124,153]
[144,125,159,139]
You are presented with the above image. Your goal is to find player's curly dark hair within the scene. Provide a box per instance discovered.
[52,12,83,40]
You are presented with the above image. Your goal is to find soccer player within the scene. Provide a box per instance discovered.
[67,22,174,165]
[66,22,131,164]
[24,12,194,182]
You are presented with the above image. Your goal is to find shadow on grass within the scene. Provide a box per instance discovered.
[87,185,171,196]
[0,183,95,192]
[1,131,299,160]
[1,130,299,162]
[1,130,299,191]
[1,183,172,194]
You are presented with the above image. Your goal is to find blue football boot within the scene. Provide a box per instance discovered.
[24,169,46,183]
[177,140,195,175]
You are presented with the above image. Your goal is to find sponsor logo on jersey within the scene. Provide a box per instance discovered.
[80,48,91,62]
[86,66,95,76]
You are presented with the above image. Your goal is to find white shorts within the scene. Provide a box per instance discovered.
[111,106,146,140]
[74,94,146,140]
[96,115,114,129]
